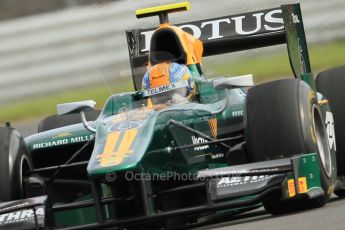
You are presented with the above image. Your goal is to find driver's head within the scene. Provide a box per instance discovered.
[142,62,195,104]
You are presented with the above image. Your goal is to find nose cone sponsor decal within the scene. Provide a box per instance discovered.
[52,132,73,139]
[108,120,142,132]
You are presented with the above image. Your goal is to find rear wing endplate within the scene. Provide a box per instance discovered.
[126,3,311,90]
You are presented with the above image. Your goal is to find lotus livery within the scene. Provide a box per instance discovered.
[1,2,345,230]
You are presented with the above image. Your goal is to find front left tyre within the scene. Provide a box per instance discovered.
[0,127,33,202]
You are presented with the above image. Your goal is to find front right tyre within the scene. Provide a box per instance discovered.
[316,65,345,197]
[245,79,335,214]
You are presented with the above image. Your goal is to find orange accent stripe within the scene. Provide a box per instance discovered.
[208,118,218,140]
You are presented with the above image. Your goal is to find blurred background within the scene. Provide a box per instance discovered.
[0,0,344,124]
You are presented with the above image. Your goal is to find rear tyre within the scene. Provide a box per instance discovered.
[316,66,345,197]
[245,79,334,214]
[38,110,101,132]
[0,127,33,202]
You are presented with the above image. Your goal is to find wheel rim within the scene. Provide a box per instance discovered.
[313,106,332,178]
[20,154,32,198]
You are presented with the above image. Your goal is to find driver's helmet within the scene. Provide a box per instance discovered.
[142,62,195,105]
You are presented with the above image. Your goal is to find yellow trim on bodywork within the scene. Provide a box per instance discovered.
[98,129,138,167]
[102,132,121,158]
[135,2,190,18]
[318,99,329,106]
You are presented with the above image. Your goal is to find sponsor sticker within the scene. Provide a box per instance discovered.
[325,111,336,150]
[298,177,308,193]
[232,110,243,117]
[32,134,94,150]
[211,153,224,159]
[108,120,142,132]
[288,179,296,197]
[287,177,308,197]
[52,132,73,139]
[191,136,209,151]
[137,9,284,53]
[0,207,44,225]
[0,196,46,227]
[141,80,188,97]
[217,175,276,188]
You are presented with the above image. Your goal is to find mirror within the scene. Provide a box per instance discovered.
[57,100,96,116]
[214,74,254,90]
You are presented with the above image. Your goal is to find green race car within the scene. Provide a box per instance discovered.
[1,2,345,229]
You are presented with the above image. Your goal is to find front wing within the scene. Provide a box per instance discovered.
[0,153,323,229]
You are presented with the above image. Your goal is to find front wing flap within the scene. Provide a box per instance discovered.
[198,153,323,201]
[0,196,47,230]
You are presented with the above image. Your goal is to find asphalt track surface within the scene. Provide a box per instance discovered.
[193,196,345,230]
[14,120,345,230]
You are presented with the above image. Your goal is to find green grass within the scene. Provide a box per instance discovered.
[0,79,133,123]
[1,40,344,123]
[205,40,345,83]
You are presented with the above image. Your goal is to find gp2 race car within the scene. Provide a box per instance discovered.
[1,2,345,229]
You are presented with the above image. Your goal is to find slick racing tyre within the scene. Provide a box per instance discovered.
[245,79,335,214]
[316,66,345,197]
[38,110,101,132]
[0,127,33,202]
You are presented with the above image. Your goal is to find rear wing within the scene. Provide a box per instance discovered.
[126,4,312,90]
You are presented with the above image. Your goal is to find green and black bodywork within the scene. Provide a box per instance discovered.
[0,3,344,230]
